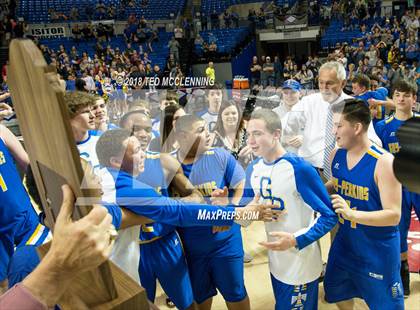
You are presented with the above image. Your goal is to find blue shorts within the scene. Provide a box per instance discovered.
[324,262,404,310]
[187,254,247,304]
[139,231,193,310]
[270,274,318,310]
[7,245,40,288]
[0,211,50,281]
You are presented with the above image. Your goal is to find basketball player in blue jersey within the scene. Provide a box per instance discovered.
[95,129,278,301]
[324,99,404,309]
[351,74,389,125]
[374,79,419,296]
[120,110,204,310]
[238,109,337,310]
[64,91,102,172]
[0,124,50,293]
[173,114,250,310]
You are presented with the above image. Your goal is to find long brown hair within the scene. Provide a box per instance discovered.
[213,100,245,149]
[160,104,183,153]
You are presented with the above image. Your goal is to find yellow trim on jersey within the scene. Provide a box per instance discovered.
[26,224,42,245]
[142,225,155,233]
[367,149,381,159]
[385,116,394,124]
[146,152,160,159]
[138,236,162,245]
[204,150,215,155]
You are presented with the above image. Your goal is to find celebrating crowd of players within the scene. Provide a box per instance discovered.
[1,60,419,309]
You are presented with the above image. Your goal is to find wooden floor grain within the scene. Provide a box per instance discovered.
[155,222,420,310]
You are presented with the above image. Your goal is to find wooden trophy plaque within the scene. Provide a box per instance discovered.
[8,39,148,309]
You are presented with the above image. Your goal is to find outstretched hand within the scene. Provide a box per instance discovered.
[259,231,297,251]
[210,187,231,233]
[238,194,287,222]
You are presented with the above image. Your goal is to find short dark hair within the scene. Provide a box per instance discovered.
[119,110,149,128]
[392,79,418,97]
[249,108,282,133]
[96,129,131,167]
[352,74,371,90]
[175,114,203,133]
[331,99,371,130]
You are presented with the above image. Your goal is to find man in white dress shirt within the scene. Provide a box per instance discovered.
[291,61,381,177]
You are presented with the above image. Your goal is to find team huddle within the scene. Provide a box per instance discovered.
[1,60,419,309]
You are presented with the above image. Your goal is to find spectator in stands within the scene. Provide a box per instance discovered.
[250,56,262,87]
[168,37,180,63]
[96,0,107,20]
[405,38,419,64]
[283,62,292,81]
[82,24,94,40]
[174,26,184,39]
[232,11,239,28]
[49,9,68,22]
[366,45,379,68]
[183,18,192,39]
[72,24,82,42]
[194,34,204,45]
[297,64,314,89]
[223,11,231,29]
[108,5,116,19]
[70,7,79,21]
[387,62,404,89]
[210,10,219,29]
[139,16,148,29]
[147,30,158,52]
[262,56,275,87]
[388,45,399,64]
[290,64,299,80]
[85,5,94,21]
[205,61,215,82]
[135,28,147,44]
[273,56,283,86]
[208,41,217,58]
[200,11,208,31]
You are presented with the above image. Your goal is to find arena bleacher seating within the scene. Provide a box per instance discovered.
[17,0,186,23]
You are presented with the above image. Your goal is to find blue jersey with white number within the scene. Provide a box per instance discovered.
[174,148,245,257]
[137,151,173,241]
[330,145,400,277]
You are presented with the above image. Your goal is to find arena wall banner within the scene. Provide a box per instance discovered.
[30,26,66,39]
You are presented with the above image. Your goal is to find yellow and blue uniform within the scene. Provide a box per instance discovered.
[0,138,50,281]
[174,147,247,304]
[356,88,388,126]
[136,151,194,310]
[375,113,420,253]
[324,146,404,309]
[7,203,122,288]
